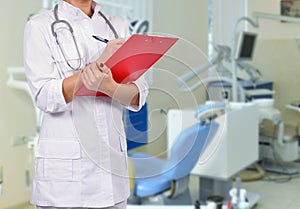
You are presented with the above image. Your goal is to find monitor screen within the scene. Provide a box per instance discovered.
[235,32,257,61]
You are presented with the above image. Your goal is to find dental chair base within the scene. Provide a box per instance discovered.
[259,136,299,175]
[260,159,299,175]
[127,171,193,205]
[199,177,231,202]
[128,187,193,205]
[259,114,299,175]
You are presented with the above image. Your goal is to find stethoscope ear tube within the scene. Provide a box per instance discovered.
[54,4,59,21]
[51,21,58,38]
[98,10,119,39]
[51,4,82,71]
[51,4,74,36]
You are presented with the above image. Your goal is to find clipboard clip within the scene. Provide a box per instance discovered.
[144,37,164,44]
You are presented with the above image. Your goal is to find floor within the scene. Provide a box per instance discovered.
[7,163,300,209]
[240,170,300,209]
[242,175,300,209]
[189,162,300,209]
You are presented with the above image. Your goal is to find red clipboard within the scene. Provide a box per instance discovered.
[75,34,179,96]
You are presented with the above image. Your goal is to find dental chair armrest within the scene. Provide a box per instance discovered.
[195,102,226,122]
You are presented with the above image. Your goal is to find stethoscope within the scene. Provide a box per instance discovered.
[51,4,119,71]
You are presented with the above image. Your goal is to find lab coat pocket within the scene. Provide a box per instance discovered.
[119,135,127,153]
[35,140,81,181]
[113,136,128,176]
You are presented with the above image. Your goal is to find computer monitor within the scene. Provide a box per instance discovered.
[234,31,257,61]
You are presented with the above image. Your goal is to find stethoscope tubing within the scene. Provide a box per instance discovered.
[51,4,119,71]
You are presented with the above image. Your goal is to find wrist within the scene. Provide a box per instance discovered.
[102,80,119,97]
[97,53,109,65]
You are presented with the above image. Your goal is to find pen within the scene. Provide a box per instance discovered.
[92,35,109,44]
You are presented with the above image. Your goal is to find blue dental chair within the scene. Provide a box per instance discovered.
[127,113,219,205]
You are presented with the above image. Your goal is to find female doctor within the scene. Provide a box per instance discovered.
[24,0,148,209]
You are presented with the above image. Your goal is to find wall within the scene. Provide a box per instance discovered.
[95,0,153,31]
[249,0,300,39]
[153,0,207,54]
[248,0,300,127]
[0,1,40,208]
[213,0,247,45]
[253,40,300,126]
[142,0,209,156]
[212,0,299,42]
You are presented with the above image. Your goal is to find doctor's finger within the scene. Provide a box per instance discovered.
[81,71,92,88]
[83,66,97,83]
[92,64,106,80]
[109,38,125,45]
[107,38,125,50]
[89,62,104,77]
[97,62,110,74]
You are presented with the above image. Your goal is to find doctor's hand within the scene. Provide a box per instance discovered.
[81,62,118,94]
[97,38,125,64]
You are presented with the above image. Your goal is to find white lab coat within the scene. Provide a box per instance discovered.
[24,1,148,207]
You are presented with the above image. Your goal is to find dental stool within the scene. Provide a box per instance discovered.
[128,120,219,205]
